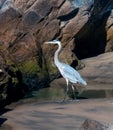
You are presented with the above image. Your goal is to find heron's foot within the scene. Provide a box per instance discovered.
[59,98,72,104]
[72,98,79,102]
[56,99,79,104]
[72,96,79,102]
[62,98,67,103]
[56,100,67,104]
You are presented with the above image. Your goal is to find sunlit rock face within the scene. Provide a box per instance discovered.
[0,0,113,106]
[80,52,113,89]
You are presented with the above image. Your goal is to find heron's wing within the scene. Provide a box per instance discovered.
[58,63,81,83]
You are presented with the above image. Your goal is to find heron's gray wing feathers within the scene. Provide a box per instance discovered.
[57,63,81,83]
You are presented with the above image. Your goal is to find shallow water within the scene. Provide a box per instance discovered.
[79,89,113,99]
[25,87,113,101]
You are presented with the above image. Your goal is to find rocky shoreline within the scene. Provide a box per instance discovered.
[1,98,113,130]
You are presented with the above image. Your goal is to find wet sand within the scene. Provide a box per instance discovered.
[1,98,113,130]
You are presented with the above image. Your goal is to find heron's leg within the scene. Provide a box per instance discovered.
[63,79,69,101]
[71,84,76,100]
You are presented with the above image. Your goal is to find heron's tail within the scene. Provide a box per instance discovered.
[79,78,87,86]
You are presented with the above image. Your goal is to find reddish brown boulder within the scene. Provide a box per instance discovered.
[50,0,65,8]
[57,0,76,18]
[80,52,113,87]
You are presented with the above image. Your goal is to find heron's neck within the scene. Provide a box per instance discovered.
[54,43,61,65]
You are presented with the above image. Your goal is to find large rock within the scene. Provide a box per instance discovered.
[73,0,113,59]
[80,52,113,89]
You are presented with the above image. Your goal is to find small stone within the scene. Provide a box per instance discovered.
[80,119,113,130]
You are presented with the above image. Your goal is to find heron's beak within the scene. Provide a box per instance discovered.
[44,42,49,44]
[44,41,54,44]
[0,69,3,73]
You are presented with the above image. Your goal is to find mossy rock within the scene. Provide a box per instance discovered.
[18,58,39,74]
[18,58,50,89]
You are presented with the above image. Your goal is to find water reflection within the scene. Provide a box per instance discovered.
[79,89,113,99]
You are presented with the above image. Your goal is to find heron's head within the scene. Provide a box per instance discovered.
[44,40,61,45]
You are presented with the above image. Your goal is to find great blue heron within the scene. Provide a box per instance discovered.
[45,40,87,101]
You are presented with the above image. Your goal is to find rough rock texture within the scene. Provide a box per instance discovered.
[74,0,113,59]
[0,0,113,106]
[80,119,113,130]
[80,52,113,90]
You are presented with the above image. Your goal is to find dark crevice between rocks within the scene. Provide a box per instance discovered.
[52,28,62,41]
[57,8,79,21]
[8,32,28,49]
[71,59,85,70]
[0,66,29,107]
[6,80,28,104]
[73,10,111,59]
[57,0,66,8]
[36,42,51,88]
[36,43,43,68]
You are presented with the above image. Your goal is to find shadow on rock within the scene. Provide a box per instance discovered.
[0,118,7,126]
